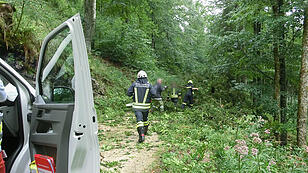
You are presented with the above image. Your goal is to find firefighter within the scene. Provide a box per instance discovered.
[182,80,198,109]
[170,83,181,110]
[152,78,167,111]
[127,70,156,143]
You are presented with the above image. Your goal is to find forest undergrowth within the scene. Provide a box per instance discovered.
[90,56,308,173]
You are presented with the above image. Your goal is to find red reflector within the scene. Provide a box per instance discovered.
[0,153,5,173]
[34,154,56,173]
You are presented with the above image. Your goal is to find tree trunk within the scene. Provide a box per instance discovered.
[277,0,287,146]
[273,0,287,145]
[84,0,96,52]
[297,7,308,147]
[273,44,280,110]
[280,41,287,146]
[273,4,280,119]
[253,21,261,107]
[272,4,280,142]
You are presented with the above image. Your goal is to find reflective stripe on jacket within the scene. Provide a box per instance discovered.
[132,87,151,109]
[185,83,194,96]
[171,88,179,98]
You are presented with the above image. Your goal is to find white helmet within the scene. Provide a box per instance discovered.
[137,70,147,78]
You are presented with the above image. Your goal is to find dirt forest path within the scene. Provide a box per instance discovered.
[99,114,162,173]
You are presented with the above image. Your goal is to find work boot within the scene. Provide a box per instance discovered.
[137,127,145,143]
[181,104,185,109]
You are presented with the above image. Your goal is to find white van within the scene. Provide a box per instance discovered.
[0,14,100,173]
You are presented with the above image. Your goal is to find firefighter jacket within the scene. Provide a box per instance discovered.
[127,78,156,111]
[170,87,181,99]
[185,83,194,96]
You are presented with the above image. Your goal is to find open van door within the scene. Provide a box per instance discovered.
[30,14,100,173]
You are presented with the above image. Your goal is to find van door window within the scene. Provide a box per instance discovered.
[40,27,74,103]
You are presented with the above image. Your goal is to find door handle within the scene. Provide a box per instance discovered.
[37,110,43,118]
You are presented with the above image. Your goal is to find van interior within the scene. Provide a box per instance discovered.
[0,73,24,172]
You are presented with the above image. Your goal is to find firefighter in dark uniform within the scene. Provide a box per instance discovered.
[127,70,156,143]
[182,80,198,109]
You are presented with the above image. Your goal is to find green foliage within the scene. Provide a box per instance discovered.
[151,101,308,172]
[94,0,209,74]
[89,56,131,124]
[0,0,82,72]
[11,0,80,39]
[95,15,157,70]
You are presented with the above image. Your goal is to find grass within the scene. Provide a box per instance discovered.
[124,131,133,136]
[101,161,121,168]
